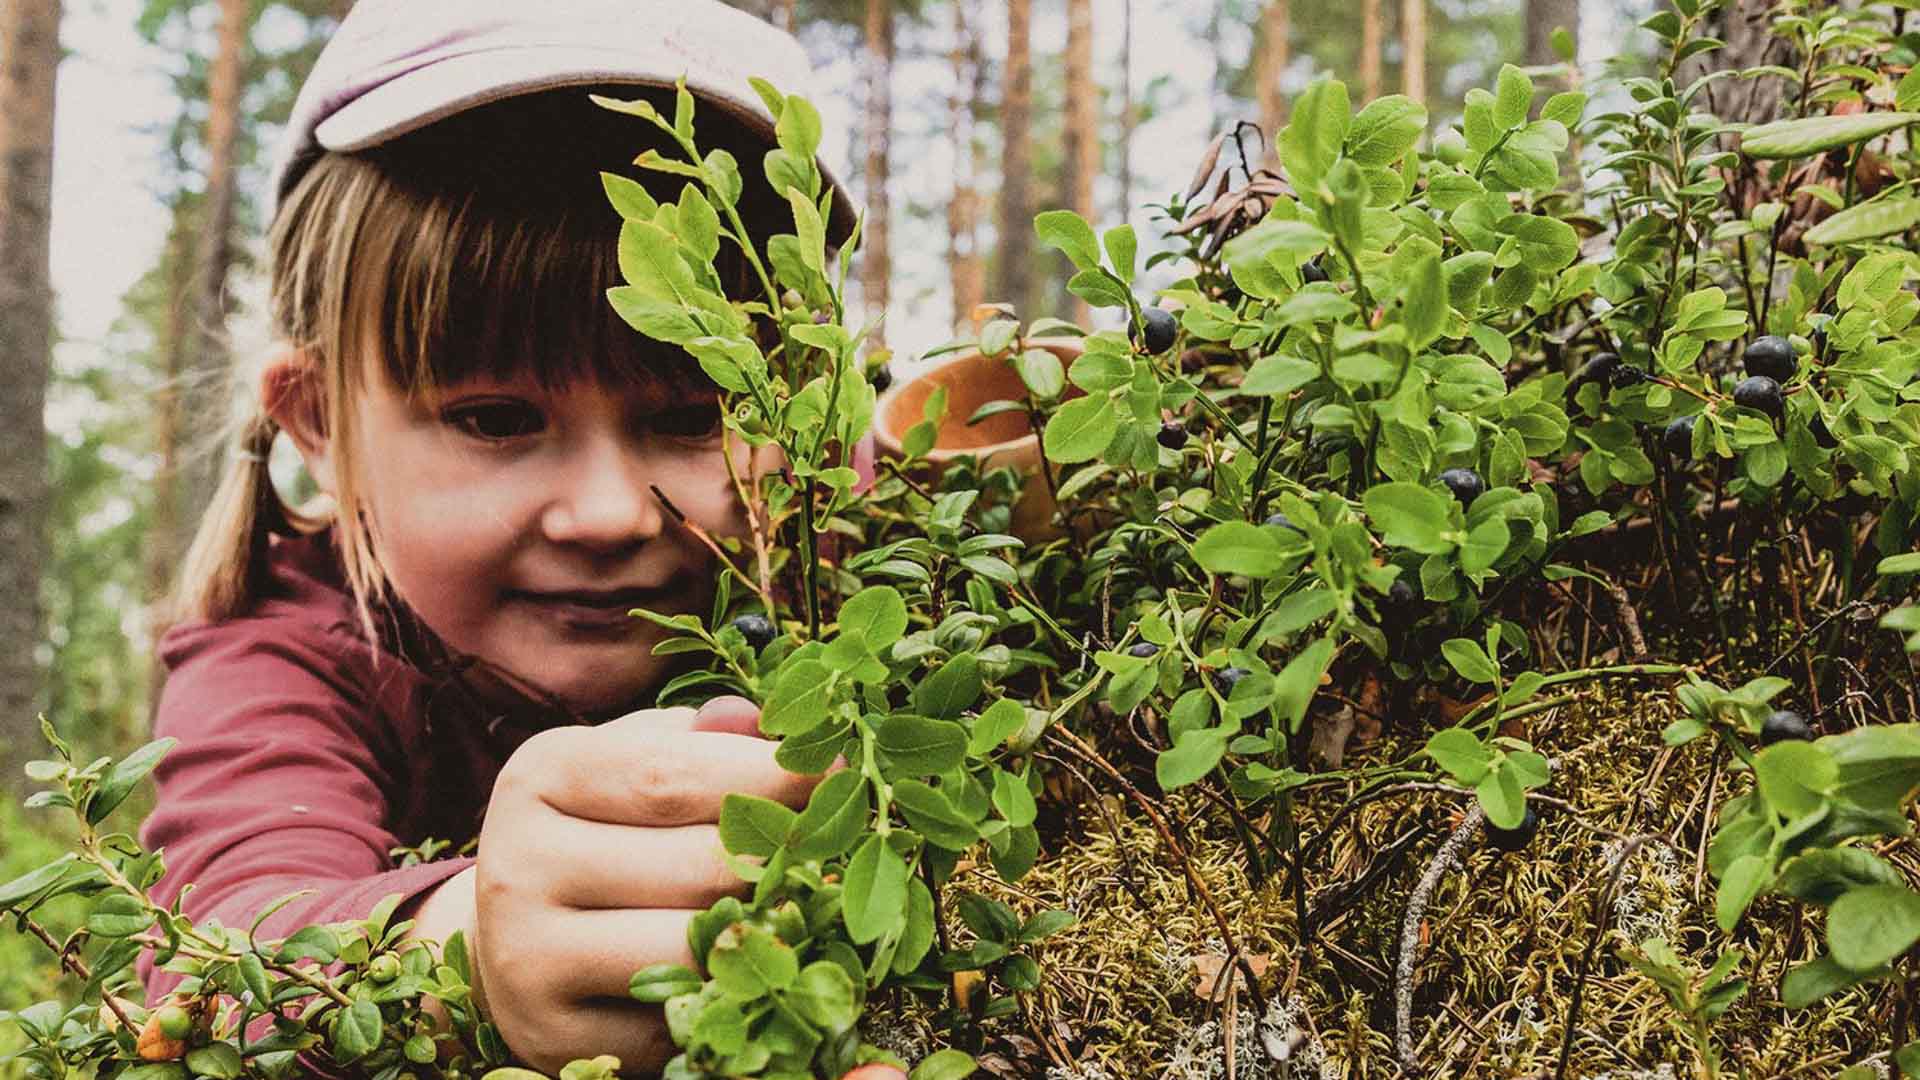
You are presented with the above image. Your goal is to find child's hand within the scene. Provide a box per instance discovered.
[469,695,835,1074]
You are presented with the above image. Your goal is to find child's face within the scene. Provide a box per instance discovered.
[350,367,749,715]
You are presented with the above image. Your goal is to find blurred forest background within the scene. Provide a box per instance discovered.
[0,0,1664,1011]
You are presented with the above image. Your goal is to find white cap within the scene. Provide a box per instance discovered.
[268,0,855,240]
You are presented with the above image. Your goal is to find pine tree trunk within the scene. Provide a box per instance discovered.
[861,0,892,348]
[185,0,248,528]
[1401,0,1426,105]
[1523,0,1578,70]
[1256,0,1290,157]
[997,0,1034,316]
[773,0,796,33]
[949,0,984,332]
[0,0,60,794]
[1360,0,1383,101]
[1118,0,1133,222]
[1063,0,1096,325]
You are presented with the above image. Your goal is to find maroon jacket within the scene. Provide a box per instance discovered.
[136,530,577,1003]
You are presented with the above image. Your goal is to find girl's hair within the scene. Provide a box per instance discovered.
[172,86,763,640]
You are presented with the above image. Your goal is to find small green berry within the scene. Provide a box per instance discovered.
[404,1035,438,1065]
[366,954,400,983]
[154,1005,193,1041]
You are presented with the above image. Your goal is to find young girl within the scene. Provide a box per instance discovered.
[134,1,882,1075]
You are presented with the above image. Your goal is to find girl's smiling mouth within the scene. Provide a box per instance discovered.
[509,583,686,634]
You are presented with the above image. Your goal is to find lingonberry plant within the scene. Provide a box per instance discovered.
[11,0,1920,1075]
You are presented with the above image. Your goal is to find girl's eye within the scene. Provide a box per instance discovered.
[447,401,545,441]
[652,403,724,440]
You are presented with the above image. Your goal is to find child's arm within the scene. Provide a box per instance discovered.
[136,614,482,1000]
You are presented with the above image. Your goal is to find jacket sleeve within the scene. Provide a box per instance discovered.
[135,617,475,1001]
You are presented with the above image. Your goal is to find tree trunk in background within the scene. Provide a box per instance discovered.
[1401,0,1426,105]
[1523,0,1579,70]
[186,0,247,490]
[997,0,1034,316]
[0,0,60,794]
[1063,0,1096,325]
[1690,0,1790,125]
[1256,0,1290,159]
[948,0,984,332]
[1118,0,1133,225]
[773,0,795,33]
[1359,0,1383,101]
[861,0,892,348]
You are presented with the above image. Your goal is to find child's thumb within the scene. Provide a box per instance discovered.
[691,695,763,738]
[838,1067,908,1080]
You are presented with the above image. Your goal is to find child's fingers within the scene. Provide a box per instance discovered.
[514,907,701,1003]
[508,723,821,825]
[530,822,754,911]
[690,694,762,738]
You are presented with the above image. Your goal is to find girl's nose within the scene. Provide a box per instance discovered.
[540,439,664,549]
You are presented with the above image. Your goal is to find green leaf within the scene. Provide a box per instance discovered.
[1827,885,1920,972]
[629,963,703,1004]
[968,698,1027,756]
[1157,727,1231,791]
[1240,353,1322,397]
[185,1044,243,1080]
[1493,64,1534,128]
[1016,348,1066,400]
[0,854,77,909]
[1716,853,1773,931]
[914,654,984,720]
[789,960,859,1032]
[1282,78,1352,198]
[1499,215,1580,273]
[1476,765,1527,829]
[1878,553,1920,575]
[710,920,798,997]
[1043,395,1122,464]
[891,779,979,850]
[1741,112,1920,159]
[1193,520,1286,579]
[1034,210,1101,270]
[89,738,177,825]
[1365,482,1456,554]
[1272,636,1336,734]
[1066,268,1133,310]
[1896,1038,1920,1078]
[909,1049,979,1080]
[1824,723,1920,808]
[85,893,152,938]
[876,715,970,775]
[992,766,1038,828]
[842,834,909,945]
[762,660,836,737]
[1402,251,1447,351]
[1803,197,1920,248]
[1104,225,1138,285]
[838,586,908,651]
[1781,952,1871,1007]
[1426,728,1492,784]
[720,794,798,858]
[1755,740,1836,820]
[787,768,870,860]
[330,999,382,1064]
[1441,638,1498,683]
[1346,95,1428,166]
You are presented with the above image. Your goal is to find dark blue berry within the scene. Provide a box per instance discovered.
[1663,415,1698,459]
[1158,421,1189,451]
[1439,468,1485,507]
[1127,642,1160,659]
[1760,709,1813,744]
[1733,375,1783,416]
[1743,336,1796,383]
[1138,307,1178,355]
[731,614,776,651]
[1485,807,1539,853]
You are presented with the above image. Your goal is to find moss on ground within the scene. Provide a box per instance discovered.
[918,685,1915,1079]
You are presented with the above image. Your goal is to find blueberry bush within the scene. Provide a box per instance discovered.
[9,0,1920,1076]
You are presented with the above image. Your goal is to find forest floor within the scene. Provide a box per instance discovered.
[881,658,1914,1079]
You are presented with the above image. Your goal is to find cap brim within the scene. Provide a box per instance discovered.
[315,46,858,245]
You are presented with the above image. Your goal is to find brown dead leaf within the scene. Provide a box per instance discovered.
[1192,951,1272,1001]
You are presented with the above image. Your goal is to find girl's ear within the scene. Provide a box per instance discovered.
[260,349,337,495]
